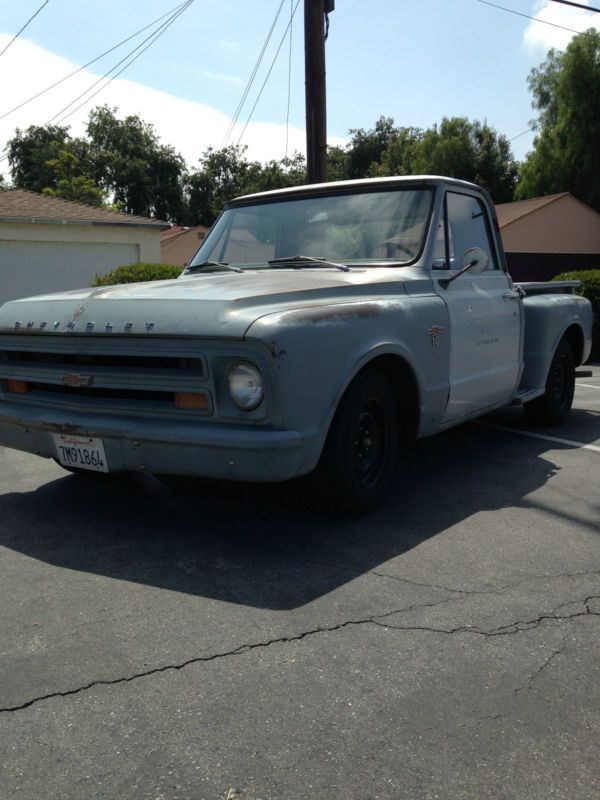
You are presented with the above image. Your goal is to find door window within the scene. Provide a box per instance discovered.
[445,192,498,270]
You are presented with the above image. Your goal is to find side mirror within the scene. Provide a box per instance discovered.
[438,247,489,289]
[462,247,488,274]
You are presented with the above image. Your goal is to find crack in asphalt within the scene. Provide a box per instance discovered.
[515,648,566,695]
[374,598,600,638]
[2,596,599,716]
[306,559,600,597]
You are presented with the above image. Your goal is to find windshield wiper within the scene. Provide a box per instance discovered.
[185,261,243,274]
[268,255,350,272]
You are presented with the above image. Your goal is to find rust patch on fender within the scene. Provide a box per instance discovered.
[290,303,382,325]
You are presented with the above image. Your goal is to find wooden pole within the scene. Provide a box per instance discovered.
[304,0,327,183]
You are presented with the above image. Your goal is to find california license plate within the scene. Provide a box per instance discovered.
[51,434,109,473]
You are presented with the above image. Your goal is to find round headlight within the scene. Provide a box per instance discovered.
[227,361,264,411]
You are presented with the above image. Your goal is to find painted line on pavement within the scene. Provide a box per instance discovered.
[576,383,600,390]
[477,421,600,453]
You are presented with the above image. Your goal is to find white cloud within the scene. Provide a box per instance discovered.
[523,0,600,51]
[0,34,346,181]
[201,70,243,85]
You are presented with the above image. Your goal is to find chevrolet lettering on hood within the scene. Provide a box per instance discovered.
[0,176,592,514]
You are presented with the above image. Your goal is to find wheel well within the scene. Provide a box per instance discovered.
[357,354,420,441]
[563,324,584,366]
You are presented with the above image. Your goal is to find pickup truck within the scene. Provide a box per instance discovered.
[0,176,593,513]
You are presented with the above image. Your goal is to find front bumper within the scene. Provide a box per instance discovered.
[0,400,304,482]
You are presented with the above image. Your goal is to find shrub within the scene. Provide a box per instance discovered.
[554,270,600,361]
[92,262,183,286]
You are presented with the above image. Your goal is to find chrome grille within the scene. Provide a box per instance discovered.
[0,335,210,416]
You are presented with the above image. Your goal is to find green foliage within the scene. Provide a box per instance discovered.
[86,106,185,220]
[345,116,399,179]
[517,31,600,211]
[554,270,600,359]
[7,124,89,194]
[92,262,183,287]
[331,115,518,203]
[41,150,106,207]
[185,145,307,226]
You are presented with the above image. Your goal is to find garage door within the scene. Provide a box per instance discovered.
[0,240,139,305]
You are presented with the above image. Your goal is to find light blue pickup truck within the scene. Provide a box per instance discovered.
[0,176,593,512]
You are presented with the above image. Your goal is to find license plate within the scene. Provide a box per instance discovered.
[51,434,109,473]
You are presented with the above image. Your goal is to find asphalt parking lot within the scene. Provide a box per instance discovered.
[1,368,599,800]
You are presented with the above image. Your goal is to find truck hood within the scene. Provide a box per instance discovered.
[0,269,411,339]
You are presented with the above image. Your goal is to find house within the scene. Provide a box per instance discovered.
[496,193,600,282]
[0,189,169,305]
[160,225,210,267]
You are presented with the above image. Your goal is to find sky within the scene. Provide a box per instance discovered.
[0,0,599,183]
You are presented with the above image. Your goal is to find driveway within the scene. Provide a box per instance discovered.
[1,369,599,799]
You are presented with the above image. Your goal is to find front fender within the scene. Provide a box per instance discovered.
[246,296,451,474]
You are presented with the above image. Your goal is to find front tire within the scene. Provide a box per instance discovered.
[524,338,575,426]
[315,369,399,515]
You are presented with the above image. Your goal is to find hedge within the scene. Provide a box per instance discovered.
[554,270,600,361]
[92,262,183,286]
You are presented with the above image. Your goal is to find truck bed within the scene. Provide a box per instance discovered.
[515,280,580,296]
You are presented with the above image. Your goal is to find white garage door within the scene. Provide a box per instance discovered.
[0,240,139,305]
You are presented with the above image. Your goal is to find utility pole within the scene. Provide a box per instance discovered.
[304,0,333,183]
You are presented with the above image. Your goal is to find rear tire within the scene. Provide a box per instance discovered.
[524,339,575,426]
[314,369,399,515]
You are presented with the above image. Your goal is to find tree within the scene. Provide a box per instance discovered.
[6,124,90,193]
[185,145,253,226]
[345,116,399,179]
[409,117,518,203]
[327,116,518,202]
[184,146,307,226]
[41,150,106,207]
[516,30,600,210]
[86,106,185,221]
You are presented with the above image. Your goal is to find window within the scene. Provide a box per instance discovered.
[443,192,498,270]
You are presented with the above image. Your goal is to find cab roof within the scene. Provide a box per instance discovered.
[228,175,483,206]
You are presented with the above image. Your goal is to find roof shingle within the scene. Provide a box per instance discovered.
[0,188,170,228]
[495,193,570,228]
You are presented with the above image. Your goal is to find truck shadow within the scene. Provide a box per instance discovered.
[1,407,598,610]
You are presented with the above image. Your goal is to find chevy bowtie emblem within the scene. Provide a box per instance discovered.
[429,325,444,347]
[62,373,94,388]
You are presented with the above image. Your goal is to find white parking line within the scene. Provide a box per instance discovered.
[576,383,600,390]
[477,421,600,453]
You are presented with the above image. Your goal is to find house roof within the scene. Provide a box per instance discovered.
[160,224,211,267]
[0,188,170,229]
[495,193,570,228]
[160,224,209,243]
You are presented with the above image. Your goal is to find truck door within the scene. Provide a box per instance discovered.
[435,191,521,422]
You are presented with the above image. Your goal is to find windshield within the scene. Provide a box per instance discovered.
[188,187,434,269]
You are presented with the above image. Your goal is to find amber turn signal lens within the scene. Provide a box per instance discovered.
[174,392,209,410]
[7,380,29,394]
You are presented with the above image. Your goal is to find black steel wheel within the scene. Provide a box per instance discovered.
[315,369,399,515]
[524,338,575,426]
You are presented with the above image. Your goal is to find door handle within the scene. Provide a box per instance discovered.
[502,290,520,300]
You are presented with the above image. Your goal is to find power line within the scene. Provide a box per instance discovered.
[0,2,193,165]
[223,0,285,147]
[237,0,301,147]
[474,0,600,36]
[509,126,535,142]
[0,0,50,59]
[46,2,193,128]
[0,1,192,123]
[549,0,600,11]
